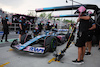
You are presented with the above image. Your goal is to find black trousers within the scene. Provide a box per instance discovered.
[1,34,8,41]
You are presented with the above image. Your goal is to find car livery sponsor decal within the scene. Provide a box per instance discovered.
[24,46,45,53]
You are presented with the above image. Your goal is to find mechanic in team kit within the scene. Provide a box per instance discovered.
[33,25,39,37]
[85,11,96,56]
[94,10,100,50]
[38,21,44,33]
[1,15,12,42]
[18,16,27,42]
[72,6,92,64]
[45,21,51,30]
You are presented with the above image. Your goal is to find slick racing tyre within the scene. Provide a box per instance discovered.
[21,34,32,44]
[45,36,57,52]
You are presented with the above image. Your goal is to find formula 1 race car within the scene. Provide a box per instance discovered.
[11,29,74,54]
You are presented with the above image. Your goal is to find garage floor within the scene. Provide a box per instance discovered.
[0,32,100,67]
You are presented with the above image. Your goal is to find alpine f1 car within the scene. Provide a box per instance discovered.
[11,29,74,54]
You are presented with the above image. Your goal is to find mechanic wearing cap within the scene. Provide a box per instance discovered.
[85,11,96,56]
[72,6,91,64]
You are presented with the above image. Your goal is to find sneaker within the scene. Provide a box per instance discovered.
[1,40,3,42]
[5,41,9,42]
[98,48,100,50]
[72,59,82,64]
[85,52,91,56]
[81,60,84,64]
[85,52,87,54]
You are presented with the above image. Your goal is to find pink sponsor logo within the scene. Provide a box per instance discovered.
[36,8,43,11]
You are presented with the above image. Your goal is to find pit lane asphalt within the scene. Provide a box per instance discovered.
[0,32,100,67]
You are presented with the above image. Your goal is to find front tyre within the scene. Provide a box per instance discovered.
[45,36,57,52]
